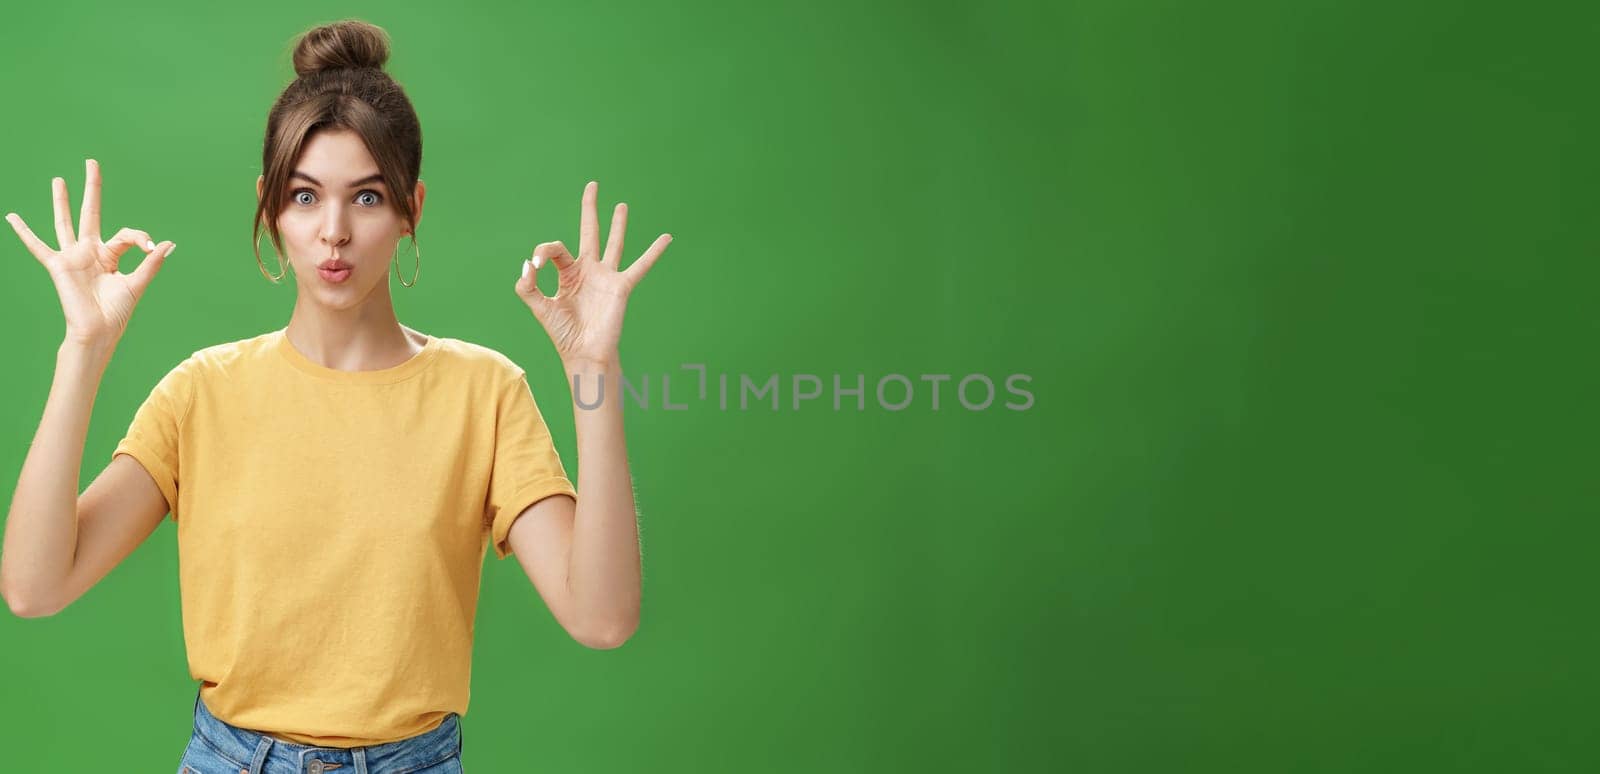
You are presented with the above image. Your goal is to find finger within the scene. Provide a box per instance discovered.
[104,227,157,269]
[126,241,175,300]
[622,233,673,289]
[5,212,54,265]
[52,176,76,248]
[79,159,101,242]
[579,180,599,261]
[531,240,577,274]
[602,202,627,267]
[515,256,553,320]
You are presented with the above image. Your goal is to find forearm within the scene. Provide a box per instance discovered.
[563,354,642,644]
[1,339,115,611]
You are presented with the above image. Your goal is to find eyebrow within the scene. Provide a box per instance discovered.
[290,170,386,188]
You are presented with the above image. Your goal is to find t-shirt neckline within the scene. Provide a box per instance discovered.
[274,327,442,384]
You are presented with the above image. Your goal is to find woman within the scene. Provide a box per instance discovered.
[0,19,668,773]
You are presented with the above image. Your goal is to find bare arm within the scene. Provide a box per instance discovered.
[3,340,182,618]
[560,357,641,647]
[2,340,113,615]
[1,159,175,617]
[510,181,667,650]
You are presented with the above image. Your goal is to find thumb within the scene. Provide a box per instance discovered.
[127,241,174,299]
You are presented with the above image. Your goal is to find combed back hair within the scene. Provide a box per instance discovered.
[252,19,422,282]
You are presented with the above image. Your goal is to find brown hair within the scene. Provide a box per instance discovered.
[253,19,423,283]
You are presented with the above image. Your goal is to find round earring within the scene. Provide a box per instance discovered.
[255,231,287,283]
[394,234,421,287]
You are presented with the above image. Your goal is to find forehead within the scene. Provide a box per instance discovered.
[296,129,379,179]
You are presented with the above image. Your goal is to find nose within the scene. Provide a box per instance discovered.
[319,205,351,248]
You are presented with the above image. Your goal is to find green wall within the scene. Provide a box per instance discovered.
[0,0,1590,771]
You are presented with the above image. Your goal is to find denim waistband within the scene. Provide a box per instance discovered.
[190,688,461,774]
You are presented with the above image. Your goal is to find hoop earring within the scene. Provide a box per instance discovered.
[255,232,287,283]
[394,234,421,287]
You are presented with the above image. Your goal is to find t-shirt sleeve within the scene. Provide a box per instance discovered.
[486,370,577,560]
[111,356,198,523]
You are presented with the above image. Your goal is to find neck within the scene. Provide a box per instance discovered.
[284,286,420,372]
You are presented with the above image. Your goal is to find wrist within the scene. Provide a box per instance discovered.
[59,337,117,364]
[561,352,621,373]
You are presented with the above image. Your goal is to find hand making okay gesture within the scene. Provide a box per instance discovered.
[515,181,672,365]
[5,159,176,346]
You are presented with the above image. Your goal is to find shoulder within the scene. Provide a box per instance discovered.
[170,329,534,388]
[429,335,530,386]
[173,330,281,381]
[133,334,273,418]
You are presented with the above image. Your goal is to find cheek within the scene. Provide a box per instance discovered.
[279,211,330,241]
[277,213,312,239]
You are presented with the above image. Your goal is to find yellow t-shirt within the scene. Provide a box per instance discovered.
[112,327,576,747]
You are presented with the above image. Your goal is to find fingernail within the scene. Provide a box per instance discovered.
[168,243,176,254]
[533,255,544,270]
[145,239,156,251]
[521,259,530,279]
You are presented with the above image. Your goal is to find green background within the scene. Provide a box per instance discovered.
[1,0,1592,771]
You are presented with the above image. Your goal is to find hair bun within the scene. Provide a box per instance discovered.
[292,20,390,78]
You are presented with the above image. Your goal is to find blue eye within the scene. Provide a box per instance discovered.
[290,189,384,207]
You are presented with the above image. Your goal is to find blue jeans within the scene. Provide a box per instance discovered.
[177,688,464,773]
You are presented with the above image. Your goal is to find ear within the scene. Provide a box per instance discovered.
[408,180,427,235]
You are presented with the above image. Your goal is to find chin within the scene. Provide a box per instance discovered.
[316,288,366,309]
